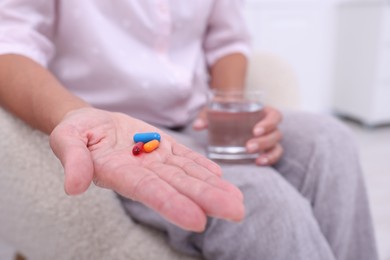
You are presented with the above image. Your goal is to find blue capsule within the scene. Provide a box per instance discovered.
[133,132,161,143]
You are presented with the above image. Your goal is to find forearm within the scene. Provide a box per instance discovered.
[209,53,248,91]
[0,54,89,134]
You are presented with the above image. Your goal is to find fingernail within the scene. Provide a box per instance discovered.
[254,127,265,136]
[193,118,205,128]
[258,157,269,165]
[246,142,258,152]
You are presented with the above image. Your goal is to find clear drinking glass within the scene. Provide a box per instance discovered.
[206,89,265,160]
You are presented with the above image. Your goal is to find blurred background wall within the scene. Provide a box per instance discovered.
[243,1,390,259]
[243,0,390,127]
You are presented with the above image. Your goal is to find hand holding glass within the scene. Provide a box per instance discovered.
[207,90,265,160]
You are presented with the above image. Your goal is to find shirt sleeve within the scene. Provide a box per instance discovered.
[203,0,252,66]
[0,0,56,67]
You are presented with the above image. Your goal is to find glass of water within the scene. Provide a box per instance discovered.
[206,89,265,160]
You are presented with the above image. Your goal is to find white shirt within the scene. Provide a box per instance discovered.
[0,0,250,127]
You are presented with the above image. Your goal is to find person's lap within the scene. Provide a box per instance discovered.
[119,112,378,260]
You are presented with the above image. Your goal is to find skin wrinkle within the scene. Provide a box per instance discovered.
[177,156,242,200]
[92,150,123,172]
[93,150,138,189]
[172,172,195,193]
[164,156,240,199]
[148,162,229,212]
[86,131,106,149]
[171,143,222,176]
[128,171,161,202]
[147,161,187,184]
[183,163,223,186]
[171,143,193,157]
[194,156,222,176]
[169,159,220,193]
[129,167,207,231]
[88,129,118,151]
[144,162,210,221]
[148,162,194,190]
[167,156,205,175]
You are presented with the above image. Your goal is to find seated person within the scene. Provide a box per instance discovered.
[0,1,378,259]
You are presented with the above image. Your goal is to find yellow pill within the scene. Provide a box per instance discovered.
[143,139,160,153]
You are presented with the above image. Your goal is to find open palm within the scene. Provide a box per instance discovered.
[50,108,244,231]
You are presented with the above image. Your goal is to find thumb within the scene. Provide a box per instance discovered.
[50,126,94,195]
[192,108,208,131]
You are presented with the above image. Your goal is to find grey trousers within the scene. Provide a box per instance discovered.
[120,112,378,260]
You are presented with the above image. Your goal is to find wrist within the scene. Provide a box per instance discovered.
[47,101,91,134]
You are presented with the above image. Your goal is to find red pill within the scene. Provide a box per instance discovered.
[132,142,144,155]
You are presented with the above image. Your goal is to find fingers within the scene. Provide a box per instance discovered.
[130,142,244,229]
[253,106,282,136]
[50,126,94,195]
[147,162,245,222]
[246,128,282,153]
[97,163,208,232]
[255,144,284,166]
[166,155,243,202]
[192,107,208,131]
[95,154,244,232]
[246,106,284,165]
[172,142,222,177]
[246,130,283,165]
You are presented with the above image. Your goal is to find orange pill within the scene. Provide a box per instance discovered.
[143,139,160,153]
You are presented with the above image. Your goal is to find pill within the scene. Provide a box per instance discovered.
[143,139,160,153]
[133,132,161,143]
[132,142,144,156]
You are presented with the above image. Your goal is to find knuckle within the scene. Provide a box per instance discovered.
[275,130,283,142]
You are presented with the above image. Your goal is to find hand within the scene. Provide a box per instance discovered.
[193,106,283,166]
[50,108,244,232]
[246,106,283,166]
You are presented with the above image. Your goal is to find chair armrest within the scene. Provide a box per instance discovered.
[0,108,196,260]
